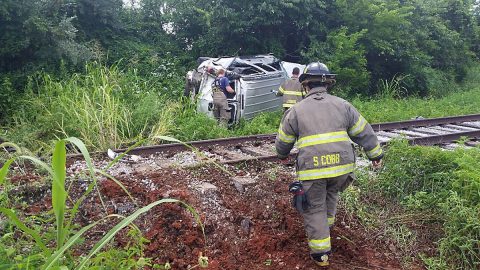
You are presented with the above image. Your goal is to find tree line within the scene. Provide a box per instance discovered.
[1,0,479,119]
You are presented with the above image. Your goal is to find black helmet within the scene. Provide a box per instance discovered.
[299,62,336,85]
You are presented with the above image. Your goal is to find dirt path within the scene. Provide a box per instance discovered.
[22,159,410,269]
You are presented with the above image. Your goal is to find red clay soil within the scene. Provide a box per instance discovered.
[14,160,414,269]
[91,161,407,270]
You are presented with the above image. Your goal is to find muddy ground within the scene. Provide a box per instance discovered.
[12,157,420,270]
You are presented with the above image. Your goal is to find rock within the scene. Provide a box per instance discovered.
[195,182,218,193]
[134,164,152,175]
[114,202,136,215]
[240,218,252,234]
[130,155,142,162]
[232,177,257,193]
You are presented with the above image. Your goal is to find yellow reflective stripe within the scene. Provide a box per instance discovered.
[298,163,354,181]
[348,115,367,136]
[278,86,285,94]
[286,99,297,104]
[328,217,335,226]
[284,91,303,96]
[309,237,331,251]
[297,131,349,149]
[278,125,295,143]
[367,144,383,159]
[283,103,294,108]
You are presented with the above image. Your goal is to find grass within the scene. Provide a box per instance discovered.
[0,138,205,269]
[2,62,480,154]
[343,140,480,269]
[353,86,480,123]
[0,62,480,269]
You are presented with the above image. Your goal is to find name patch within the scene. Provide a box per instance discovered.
[313,154,341,167]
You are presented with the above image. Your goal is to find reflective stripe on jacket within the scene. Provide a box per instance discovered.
[277,77,303,108]
[275,87,383,181]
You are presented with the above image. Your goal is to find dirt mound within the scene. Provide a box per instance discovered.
[16,159,409,269]
[91,161,405,269]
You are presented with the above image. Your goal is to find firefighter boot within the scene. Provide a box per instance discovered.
[311,252,330,267]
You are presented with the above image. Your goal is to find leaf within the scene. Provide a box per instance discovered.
[0,158,14,186]
[76,199,186,269]
[43,218,104,270]
[51,140,67,249]
[0,208,49,255]
[18,156,54,176]
[0,142,22,154]
[65,137,107,214]
[65,138,95,179]
[154,136,234,177]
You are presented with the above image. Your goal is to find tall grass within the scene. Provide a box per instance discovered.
[6,64,177,152]
[352,86,480,123]
[4,62,480,153]
[368,140,480,269]
[377,74,409,99]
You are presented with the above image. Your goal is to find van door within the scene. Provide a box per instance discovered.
[236,79,244,119]
[227,79,241,125]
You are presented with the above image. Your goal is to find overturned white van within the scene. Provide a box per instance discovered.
[184,55,305,124]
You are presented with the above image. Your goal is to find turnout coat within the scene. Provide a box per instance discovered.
[276,87,383,181]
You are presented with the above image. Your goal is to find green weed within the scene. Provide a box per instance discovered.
[0,137,205,269]
[372,140,480,269]
[377,74,409,99]
[353,86,480,123]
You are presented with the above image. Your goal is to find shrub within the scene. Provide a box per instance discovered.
[376,140,480,268]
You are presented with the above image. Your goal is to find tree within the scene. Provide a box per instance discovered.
[0,0,91,77]
[303,28,370,96]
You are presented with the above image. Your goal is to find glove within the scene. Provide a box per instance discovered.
[278,154,294,166]
[288,181,310,213]
[372,159,383,170]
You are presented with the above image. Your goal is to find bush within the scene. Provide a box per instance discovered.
[376,140,480,269]
[0,76,17,123]
[235,111,282,136]
[5,64,175,152]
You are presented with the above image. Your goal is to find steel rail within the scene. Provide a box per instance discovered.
[67,114,480,159]
[124,134,275,156]
[222,130,480,164]
[370,114,480,132]
[121,114,480,156]
[407,130,480,146]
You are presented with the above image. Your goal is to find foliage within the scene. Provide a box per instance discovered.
[372,140,480,269]
[1,0,480,108]
[352,86,480,123]
[4,63,182,152]
[0,137,204,269]
[0,76,17,122]
[234,112,282,136]
[376,74,409,99]
[3,62,480,153]
[303,27,370,96]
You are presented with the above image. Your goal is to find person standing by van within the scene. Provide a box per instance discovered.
[277,67,304,112]
[212,68,235,125]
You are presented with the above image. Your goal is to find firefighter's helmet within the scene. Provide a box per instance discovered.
[299,62,336,85]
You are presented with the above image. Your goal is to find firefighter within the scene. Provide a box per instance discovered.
[275,62,383,267]
[277,67,304,111]
[212,68,235,125]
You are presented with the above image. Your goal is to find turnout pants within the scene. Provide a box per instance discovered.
[301,173,354,255]
[212,92,230,125]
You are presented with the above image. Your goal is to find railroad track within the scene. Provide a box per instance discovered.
[78,114,480,167]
